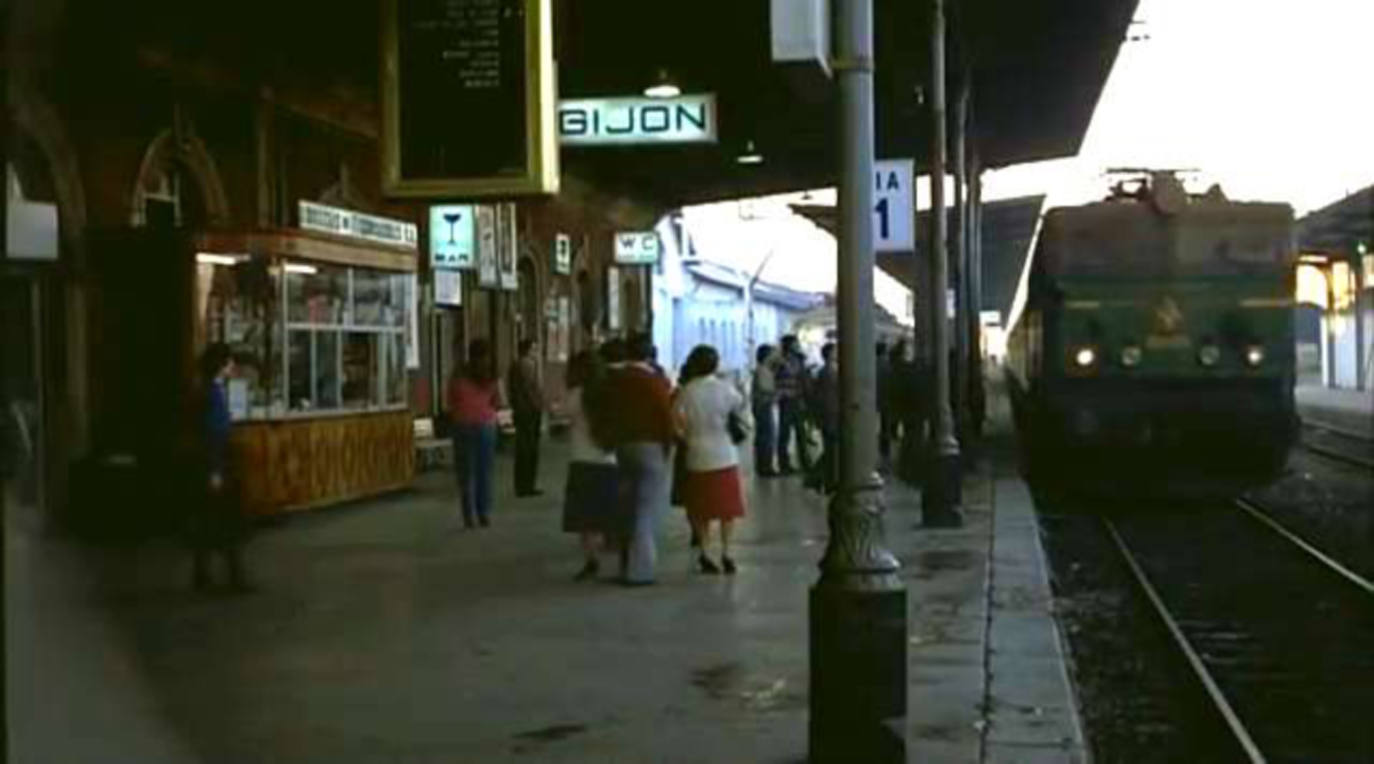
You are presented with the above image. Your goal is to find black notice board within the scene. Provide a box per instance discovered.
[383,0,556,197]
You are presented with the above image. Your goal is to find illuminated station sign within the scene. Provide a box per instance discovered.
[559,94,717,146]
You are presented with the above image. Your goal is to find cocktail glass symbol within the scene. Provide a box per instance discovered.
[442,212,464,246]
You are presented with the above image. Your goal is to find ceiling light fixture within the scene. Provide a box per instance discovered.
[643,69,681,99]
[285,262,319,275]
[736,140,764,165]
[196,252,244,266]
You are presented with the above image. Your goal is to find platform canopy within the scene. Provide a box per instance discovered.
[557,0,1140,206]
[53,0,1138,210]
[793,195,1044,322]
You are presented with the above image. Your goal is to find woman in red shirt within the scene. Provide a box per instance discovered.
[605,333,677,585]
[447,339,501,529]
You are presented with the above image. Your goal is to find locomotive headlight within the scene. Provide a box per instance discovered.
[1244,345,1265,367]
[1120,346,1143,368]
[1073,347,1097,368]
[1197,344,1221,367]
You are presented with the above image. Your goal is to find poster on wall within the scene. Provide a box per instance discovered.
[554,233,572,275]
[498,203,519,291]
[476,205,499,288]
[435,269,462,306]
[606,265,621,331]
[558,296,571,361]
[407,273,421,369]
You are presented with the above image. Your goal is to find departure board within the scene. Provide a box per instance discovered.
[382,0,557,197]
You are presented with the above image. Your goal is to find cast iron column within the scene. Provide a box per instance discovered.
[1,58,10,764]
[922,0,964,526]
[968,152,986,435]
[808,0,907,760]
[951,78,968,449]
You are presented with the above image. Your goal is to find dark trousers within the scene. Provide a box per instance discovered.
[454,423,497,524]
[879,410,900,466]
[513,410,542,494]
[818,429,839,494]
[752,399,777,474]
[777,398,811,472]
[194,545,246,589]
[189,480,248,589]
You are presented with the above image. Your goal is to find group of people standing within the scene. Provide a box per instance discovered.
[750,335,929,494]
[446,332,753,586]
[750,334,842,494]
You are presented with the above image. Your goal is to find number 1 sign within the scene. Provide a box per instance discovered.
[874,159,914,252]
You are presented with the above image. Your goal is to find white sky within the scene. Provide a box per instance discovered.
[683,0,1374,313]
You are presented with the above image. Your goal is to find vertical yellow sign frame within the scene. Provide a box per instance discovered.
[381,0,559,197]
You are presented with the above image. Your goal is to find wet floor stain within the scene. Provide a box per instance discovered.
[913,549,976,579]
[691,662,745,701]
[512,723,589,743]
[913,723,964,742]
[690,662,805,712]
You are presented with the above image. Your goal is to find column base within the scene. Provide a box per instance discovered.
[809,582,907,763]
[920,451,964,527]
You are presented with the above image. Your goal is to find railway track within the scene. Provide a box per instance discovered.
[1105,501,1374,763]
[1300,420,1374,471]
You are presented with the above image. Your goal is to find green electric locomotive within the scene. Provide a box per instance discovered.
[1005,172,1297,498]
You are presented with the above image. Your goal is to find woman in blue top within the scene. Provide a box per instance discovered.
[190,342,253,593]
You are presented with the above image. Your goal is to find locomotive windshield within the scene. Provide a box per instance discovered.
[1044,202,1293,277]
[1173,211,1293,274]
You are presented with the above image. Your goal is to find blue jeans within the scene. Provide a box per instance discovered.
[616,442,670,584]
[453,423,497,525]
[752,399,777,474]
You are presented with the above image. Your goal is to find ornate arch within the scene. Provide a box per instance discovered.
[130,121,231,227]
[8,84,87,255]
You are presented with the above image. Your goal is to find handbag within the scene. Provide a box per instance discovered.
[727,412,748,445]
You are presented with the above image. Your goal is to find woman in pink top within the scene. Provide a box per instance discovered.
[447,339,501,529]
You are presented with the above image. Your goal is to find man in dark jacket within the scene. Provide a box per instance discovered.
[808,342,841,494]
[191,342,252,593]
[508,339,545,497]
[876,341,895,469]
[774,335,812,475]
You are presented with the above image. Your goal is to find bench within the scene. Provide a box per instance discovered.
[413,418,452,472]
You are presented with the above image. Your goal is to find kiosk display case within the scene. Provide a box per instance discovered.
[86,227,416,526]
[195,230,416,515]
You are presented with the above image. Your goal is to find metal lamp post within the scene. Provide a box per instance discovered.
[922,0,964,526]
[808,0,907,760]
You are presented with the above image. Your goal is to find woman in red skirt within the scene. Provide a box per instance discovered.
[673,345,751,574]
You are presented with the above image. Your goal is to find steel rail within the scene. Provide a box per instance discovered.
[1235,498,1374,596]
[1102,519,1268,764]
[1300,441,1374,471]
[1300,421,1374,470]
[1301,419,1372,444]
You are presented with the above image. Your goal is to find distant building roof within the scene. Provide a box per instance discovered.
[682,259,825,311]
[1298,185,1373,259]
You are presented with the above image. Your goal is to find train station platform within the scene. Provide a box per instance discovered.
[8,432,1083,763]
[1296,384,1374,438]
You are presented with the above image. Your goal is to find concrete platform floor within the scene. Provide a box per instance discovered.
[1296,384,1373,437]
[7,433,1082,763]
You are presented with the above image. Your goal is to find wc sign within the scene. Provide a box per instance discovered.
[615,231,661,265]
[874,158,914,252]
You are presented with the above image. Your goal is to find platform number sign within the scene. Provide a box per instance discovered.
[874,159,914,252]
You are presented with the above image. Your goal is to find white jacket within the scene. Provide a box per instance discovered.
[674,375,752,472]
